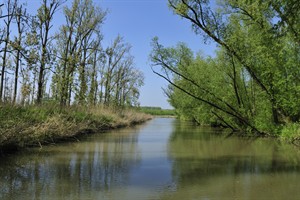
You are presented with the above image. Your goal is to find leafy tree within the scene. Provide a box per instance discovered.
[53,0,106,106]
[101,36,144,107]
[35,0,64,104]
[103,36,131,105]
[151,0,300,135]
[0,0,144,109]
[87,38,103,106]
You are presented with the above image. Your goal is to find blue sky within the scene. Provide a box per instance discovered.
[100,0,216,109]
[27,0,216,109]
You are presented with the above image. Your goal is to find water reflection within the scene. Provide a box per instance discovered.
[163,120,300,200]
[1,118,300,200]
[0,125,143,200]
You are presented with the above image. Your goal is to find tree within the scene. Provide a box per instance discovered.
[0,0,17,102]
[103,35,131,106]
[150,0,300,135]
[0,0,144,108]
[11,2,28,104]
[35,0,64,104]
[54,0,106,106]
[113,55,144,107]
[88,38,103,106]
[169,0,300,122]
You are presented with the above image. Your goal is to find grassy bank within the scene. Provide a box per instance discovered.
[0,104,151,154]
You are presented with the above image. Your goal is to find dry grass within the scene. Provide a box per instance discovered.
[0,104,152,152]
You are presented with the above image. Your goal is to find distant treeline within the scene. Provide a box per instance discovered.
[139,107,175,116]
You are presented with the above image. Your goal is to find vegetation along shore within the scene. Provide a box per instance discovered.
[0,104,151,155]
[1,0,300,155]
[150,0,300,145]
[138,107,176,117]
[0,0,150,155]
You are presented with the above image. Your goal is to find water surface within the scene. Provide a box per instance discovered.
[1,118,300,199]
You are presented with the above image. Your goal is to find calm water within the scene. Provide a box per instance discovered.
[1,118,300,200]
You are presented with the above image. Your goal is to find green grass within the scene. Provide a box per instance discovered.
[0,104,151,153]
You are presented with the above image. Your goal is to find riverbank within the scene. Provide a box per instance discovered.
[0,104,152,155]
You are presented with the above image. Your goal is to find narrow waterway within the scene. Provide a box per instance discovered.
[1,118,300,200]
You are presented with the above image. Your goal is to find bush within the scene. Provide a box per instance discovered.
[280,123,300,141]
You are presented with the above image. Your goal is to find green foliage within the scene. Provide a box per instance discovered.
[151,0,300,136]
[139,107,175,116]
[0,0,144,109]
[279,123,300,143]
[174,2,189,15]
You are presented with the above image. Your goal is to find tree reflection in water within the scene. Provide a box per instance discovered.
[162,121,300,200]
[1,119,300,200]
[0,126,142,200]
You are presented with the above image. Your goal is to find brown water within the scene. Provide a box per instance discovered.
[0,118,300,200]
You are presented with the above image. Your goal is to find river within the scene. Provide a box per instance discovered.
[1,118,300,200]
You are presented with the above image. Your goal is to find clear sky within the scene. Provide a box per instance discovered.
[99,0,216,109]
[26,0,216,109]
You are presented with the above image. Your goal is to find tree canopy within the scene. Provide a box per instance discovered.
[0,0,144,108]
[151,0,300,136]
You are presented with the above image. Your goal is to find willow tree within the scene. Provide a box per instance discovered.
[151,0,300,135]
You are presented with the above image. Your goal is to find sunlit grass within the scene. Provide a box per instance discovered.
[0,104,151,151]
